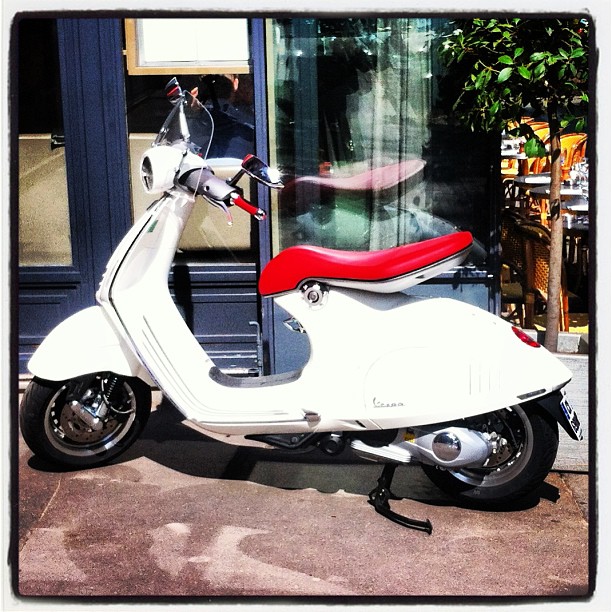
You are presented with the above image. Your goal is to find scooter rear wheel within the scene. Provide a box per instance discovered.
[421,403,559,507]
[20,374,151,468]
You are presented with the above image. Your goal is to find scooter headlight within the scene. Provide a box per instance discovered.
[140,146,184,194]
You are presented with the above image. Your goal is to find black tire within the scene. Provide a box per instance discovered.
[20,373,152,468]
[421,404,559,507]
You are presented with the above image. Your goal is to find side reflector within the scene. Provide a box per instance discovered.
[511,326,541,348]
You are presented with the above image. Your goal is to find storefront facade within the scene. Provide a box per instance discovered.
[15,16,499,375]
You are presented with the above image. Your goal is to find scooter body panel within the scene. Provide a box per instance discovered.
[274,288,571,430]
[27,306,154,385]
[356,295,572,428]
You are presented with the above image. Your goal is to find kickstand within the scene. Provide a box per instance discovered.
[368,463,433,534]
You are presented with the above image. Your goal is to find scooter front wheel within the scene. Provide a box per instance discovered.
[20,374,152,468]
[421,403,559,507]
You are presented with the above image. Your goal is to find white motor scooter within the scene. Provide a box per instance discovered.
[20,79,582,532]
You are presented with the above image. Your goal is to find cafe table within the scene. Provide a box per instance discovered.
[512,172,551,187]
[562,195,589,213]
[528,184,584,200]
[522,183,587,223]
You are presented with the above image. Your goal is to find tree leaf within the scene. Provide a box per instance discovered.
[475,70,488,90]
[524,137,547,158]
[517,66,532,79]
[534,62,546,78]
[530,51,548,61]
[499,55,514,65]
[497,67,513,83]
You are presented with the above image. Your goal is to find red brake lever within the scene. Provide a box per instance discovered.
[231,193,267,221]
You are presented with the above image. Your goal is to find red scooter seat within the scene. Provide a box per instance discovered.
[259,231,473,297]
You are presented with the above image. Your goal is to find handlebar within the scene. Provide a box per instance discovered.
[231,193,267,221]
[176,156,267,222]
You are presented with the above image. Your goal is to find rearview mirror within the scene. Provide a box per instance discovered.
[242,155,283,189]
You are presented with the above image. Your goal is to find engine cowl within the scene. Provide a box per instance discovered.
[350,426,492,468]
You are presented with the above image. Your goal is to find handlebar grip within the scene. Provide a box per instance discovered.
[231,194,267,221]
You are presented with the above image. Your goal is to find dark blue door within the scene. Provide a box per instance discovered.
[17,18,131,372]
[17,18,270,376]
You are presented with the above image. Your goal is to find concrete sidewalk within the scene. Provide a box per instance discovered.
[14,393,592,601]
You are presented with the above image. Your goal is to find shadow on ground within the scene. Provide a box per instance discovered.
[27,396,561,513]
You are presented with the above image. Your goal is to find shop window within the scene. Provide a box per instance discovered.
[266,18,491,266]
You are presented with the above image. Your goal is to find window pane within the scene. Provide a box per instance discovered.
[124,23,257,262]
[19,136,72,266]
[18,19,72,267]
[267,18,489,265]
[129,133,254,254]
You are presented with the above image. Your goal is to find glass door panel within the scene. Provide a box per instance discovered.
[266,18,490,266]
[128,134,254,254]
[18,19,72,267]
[124,21,258,262]
[18,135,72,266]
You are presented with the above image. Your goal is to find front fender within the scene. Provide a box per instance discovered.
[28,306,154,385]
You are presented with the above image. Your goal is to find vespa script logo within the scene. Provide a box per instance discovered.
[373,397,405,409]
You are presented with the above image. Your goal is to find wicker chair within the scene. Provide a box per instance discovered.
[500,210,529,325]
[517,221,571,331]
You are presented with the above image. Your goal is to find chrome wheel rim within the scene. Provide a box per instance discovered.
[448,405,533,487]
[43,378,137,457]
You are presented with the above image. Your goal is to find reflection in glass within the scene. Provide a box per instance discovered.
[267,18,489,264]
[125,70,257,261]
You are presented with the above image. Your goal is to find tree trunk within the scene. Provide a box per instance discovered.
[544,108,564,352]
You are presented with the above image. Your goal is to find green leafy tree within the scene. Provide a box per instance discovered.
[438,17,589,351]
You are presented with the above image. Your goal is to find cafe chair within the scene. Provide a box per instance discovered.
[526,121,549,132]
[501,159,519,203]
[559,132,588,180]
[500,210,529,325]
[564,223,589,296]
[517,221,575,332]
[530,124,550,141]
[568,133,588,168]
[510,117,548,133]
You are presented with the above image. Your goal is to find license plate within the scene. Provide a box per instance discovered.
[560,394,583,441]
